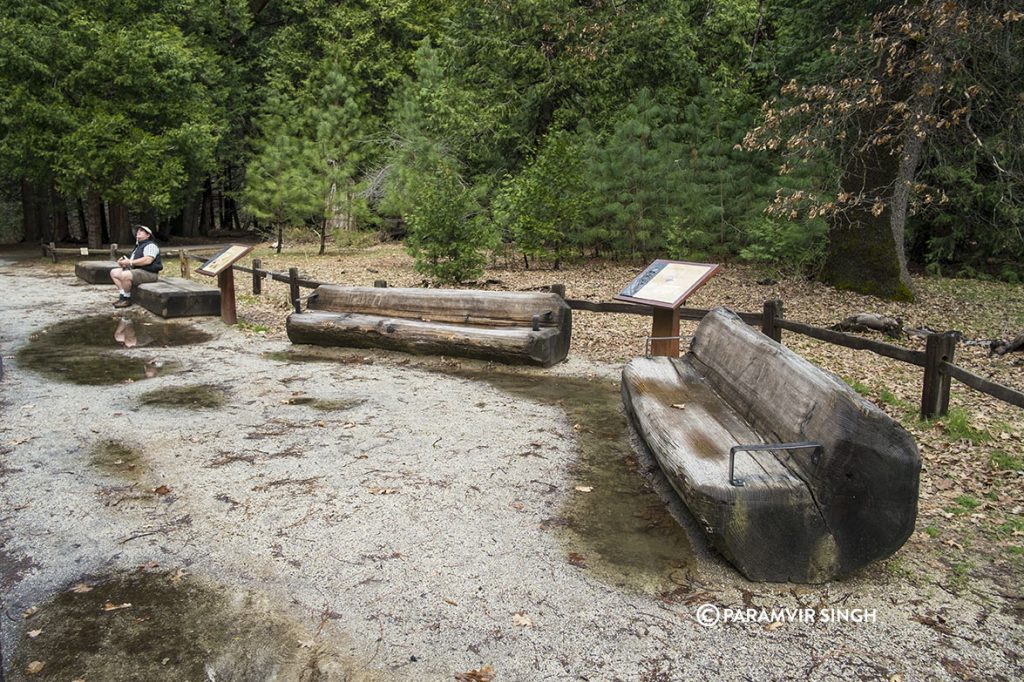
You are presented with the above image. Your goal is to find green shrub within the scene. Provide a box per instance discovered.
[405,161,497,284]
[738,215,828,274]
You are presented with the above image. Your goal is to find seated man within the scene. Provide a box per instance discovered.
[110,224,163,308]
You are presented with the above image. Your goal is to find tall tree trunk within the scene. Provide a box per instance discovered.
[49,186,69,243]
[108,202,132,244]
[180,195,202,238]
[83,191,103,250]
[821,9,948,302]
[20,180,43,243]
[202,178,215,234]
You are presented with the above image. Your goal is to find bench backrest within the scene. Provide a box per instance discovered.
[308,285,571,331]
[687,306,920,565]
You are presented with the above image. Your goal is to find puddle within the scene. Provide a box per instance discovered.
[448,367,694,594]
[283,396,366,412]
[140,383,227,409]
[16,314,212,385]
[8,570,385,681]
[90,439,145,479]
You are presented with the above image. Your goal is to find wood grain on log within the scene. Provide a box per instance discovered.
[288,310,566,366]
[135,277,221,318]
[75,260,119,284]
[292,286,572,366]
[622,307,921,582]
[310,286,569,328]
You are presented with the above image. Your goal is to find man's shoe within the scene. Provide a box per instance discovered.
[113,297,133,308]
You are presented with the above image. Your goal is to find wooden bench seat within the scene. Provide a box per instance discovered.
[287,286,572,367]
[622,307,920,583]
[135,277,221,318]
[75,260,119,284]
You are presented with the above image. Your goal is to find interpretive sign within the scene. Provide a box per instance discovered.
[196,244,253,325]
[614,260,720,309]
[197,244,253,277]
[615,260,720,357]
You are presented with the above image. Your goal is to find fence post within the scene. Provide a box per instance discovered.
[762,299,783,343]
[49,242,57,263]
[921,332,957,419]
[252,258,262,295]
[289,266,301,313]
[179,251,190,279]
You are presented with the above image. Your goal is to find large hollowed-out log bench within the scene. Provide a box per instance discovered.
[76,261,220,318]
[75,260,120,284]
[286,285,572,367]
[621,307,920,583]
[134,278,221,318]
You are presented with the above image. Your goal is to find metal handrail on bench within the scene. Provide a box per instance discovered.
[728,441,823,487]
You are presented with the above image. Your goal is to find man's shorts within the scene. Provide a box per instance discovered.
[130,269,159,285]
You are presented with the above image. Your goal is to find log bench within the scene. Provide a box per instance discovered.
[621,306,920,583]
[286,285,572,367]
[75,260,119,284]
[134,277,221,318]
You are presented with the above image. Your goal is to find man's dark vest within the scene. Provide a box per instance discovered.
[131,238,163,273]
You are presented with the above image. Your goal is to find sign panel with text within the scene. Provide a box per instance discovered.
[614,260,720,309]
[196,244,254,277]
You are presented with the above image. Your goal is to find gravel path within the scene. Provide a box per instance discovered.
[0,259,1021,681]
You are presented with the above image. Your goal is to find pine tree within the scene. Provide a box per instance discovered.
[492,129,590,268]
[384,44,497,283]
[584,91,687,258]
[241,92,319,242]
[303,57,367,253]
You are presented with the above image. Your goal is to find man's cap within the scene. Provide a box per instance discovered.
[136,225,153,236]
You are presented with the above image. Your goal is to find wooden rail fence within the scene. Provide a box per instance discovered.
[177,254,1023,420]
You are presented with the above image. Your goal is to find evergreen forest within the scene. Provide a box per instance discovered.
[1,0,1021,299]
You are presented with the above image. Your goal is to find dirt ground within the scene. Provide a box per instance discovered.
[1,245,1022,681]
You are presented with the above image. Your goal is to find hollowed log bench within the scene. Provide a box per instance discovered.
[286,285,572,367]
[134,278,221,318]
[621,307,920,583]
[76,261,220,318]
[75,260,120,284]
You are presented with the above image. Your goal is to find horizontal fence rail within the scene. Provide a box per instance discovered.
[775,318,927,367]
[943,361,1024,410]
[170,257,1024,418]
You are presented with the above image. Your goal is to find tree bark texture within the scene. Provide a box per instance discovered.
[108,202,132,244]
[822,113,915,301]
[20,180,43,243]
[84,191,104,250]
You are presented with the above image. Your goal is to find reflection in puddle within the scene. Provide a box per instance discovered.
[16,313,213,385]
[113,317,137,347]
